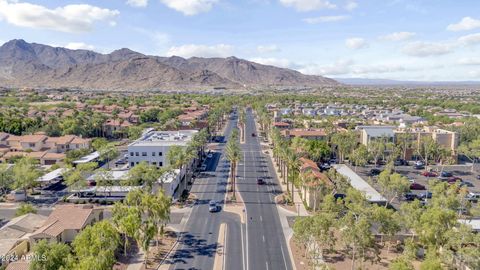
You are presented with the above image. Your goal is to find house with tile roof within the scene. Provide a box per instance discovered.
[29,205,103,244]
[0,214,48,268]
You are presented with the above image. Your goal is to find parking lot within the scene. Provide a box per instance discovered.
[352,163,480,209]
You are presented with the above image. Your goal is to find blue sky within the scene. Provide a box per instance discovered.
[0,0,480,81]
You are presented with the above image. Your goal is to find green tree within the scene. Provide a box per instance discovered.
[12,157,41,198]
[0,163,13,194]
[458,138,480,172]
[72,221,120,270]
[350,144,369,171]
[98,143,119,169]
[29,240,71,270]
[15,203,37,216]
[331,131,357,162]
[389,257,414,270]
[377,167,410,207]
[128,126,143,140]
[111,203,141,256]
[225,129,242,199]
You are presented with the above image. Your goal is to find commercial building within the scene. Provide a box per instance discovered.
[127,130,198,168]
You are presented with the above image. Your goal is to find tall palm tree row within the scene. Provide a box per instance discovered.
[226,129,242,200]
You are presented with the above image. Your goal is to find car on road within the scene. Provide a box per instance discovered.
[421,171,438,177]
[251,133,256,137]
[115,158,127,166]
[410,182,426,190]
[257,178,265,185]
[369,168,382,176]
[208,200,220,212]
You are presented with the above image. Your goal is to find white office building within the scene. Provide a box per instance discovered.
[127,130,198,168]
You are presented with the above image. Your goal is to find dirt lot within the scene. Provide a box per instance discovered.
[290,237,422,270]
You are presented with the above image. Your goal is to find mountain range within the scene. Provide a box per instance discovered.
[0,39,337,91]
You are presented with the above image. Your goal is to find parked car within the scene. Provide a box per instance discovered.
[421,171,438,177]
[257,178,265,185]
[394,159,409,166]
[208,200,220,212]
[410,182,426,190]
[319,163,331,171]
[466,192,480,203]
[369,168,382,176]
[418,191,433,200]
[334,193,346,200]
[115,158,127,166]
[438,171,453,180]
[413,161,425,170]
[403,193,418,201]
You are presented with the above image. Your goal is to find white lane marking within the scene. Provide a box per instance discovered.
[241,216,246,270]
[260,216,263,222]
[262,235,265,242]
[266,262,269,270]
[280,244,288,270]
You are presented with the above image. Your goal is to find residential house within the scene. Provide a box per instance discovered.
[281,129,327,140]
[0,214,48,267]
[29,205,103,244]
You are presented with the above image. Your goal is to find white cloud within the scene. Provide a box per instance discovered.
[345,1,358,11]
[126,0,148,7]
[160,0,218,16]
[402,41,454,57]
[458,58,480,66]
[279,0,336,12]
[250,57,292,68]
[0,0,119,33]
[256,45,280,54]
[167,44,234,58]
[65,42,95,50]
[458,33,480,46]
[380,31,416,42]
[447,17,480,32]
[468,70,480,78]
[345,37,367,49]
[300,59,353,75]
[303,15,349,24]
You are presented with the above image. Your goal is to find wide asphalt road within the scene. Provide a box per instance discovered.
[237,108,293,270]
[166,114,244,270]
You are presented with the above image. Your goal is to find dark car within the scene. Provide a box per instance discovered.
[403,193,418,201]
[394,159,409,166]
[319,163,331,171]
[334,193,346,200]
[438,171,453,180]
[413,165,425,170]
[369,168,382,176]
[418,191,433,200]
[410,182,426,190]
[257,178,265,185]
[251,133,256,137]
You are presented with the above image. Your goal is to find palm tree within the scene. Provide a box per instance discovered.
[287,149,301,202]
[226,130,242,200]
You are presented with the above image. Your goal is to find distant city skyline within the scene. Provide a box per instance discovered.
[0,0,479,81]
